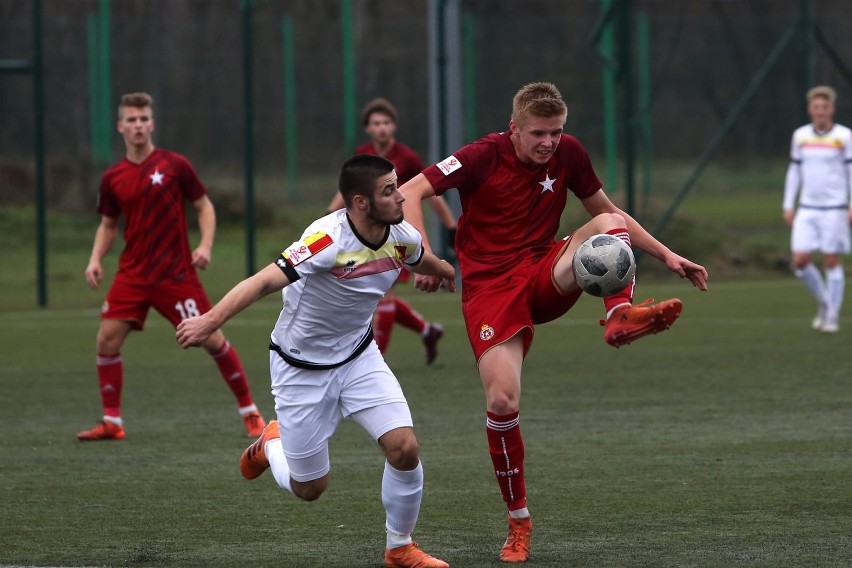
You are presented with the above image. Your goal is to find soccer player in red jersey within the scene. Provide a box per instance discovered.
[77,92,266,441]
[328,98,456,365]
[400,82,709,562]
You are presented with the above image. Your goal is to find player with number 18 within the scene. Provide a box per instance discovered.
[77,92,266,441]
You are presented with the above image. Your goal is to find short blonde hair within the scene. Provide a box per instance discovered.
[118,92,153,119]
[807,85,836,105]
[511,82,567,125]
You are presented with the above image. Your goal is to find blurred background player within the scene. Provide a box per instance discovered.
[401,82,708,562]
[328,97,455,364]
[77,92,266,441]
[782,85,852,333]
[177,155,455,568]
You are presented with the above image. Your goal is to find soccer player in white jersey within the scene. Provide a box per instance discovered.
[176,155,455,568]
[783,85,852,333]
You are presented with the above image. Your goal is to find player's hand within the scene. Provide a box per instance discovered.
[176,315,214,348]
[84,261,102,289]
[665,254,709,291]
[192,245,212,270]
[783,210,795,226]
[415,273,444,293]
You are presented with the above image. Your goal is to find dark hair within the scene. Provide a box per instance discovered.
[338,154,395,207]
[361,97,397,125]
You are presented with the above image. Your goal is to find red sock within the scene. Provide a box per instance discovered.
[210,341,254,408]
[373,297,396,353]
[394,297,428,334]
[486,411,527,511]
[603,227,636,314]
[97,353,123,418]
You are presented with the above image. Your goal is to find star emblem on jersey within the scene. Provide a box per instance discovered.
[539,174,556,194]
[149,169,164,185]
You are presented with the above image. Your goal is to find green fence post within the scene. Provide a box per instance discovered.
[600,0,618,194]
[97,0,112,162]
[636,10,652,202]
[34,0,47,307]
[86,15,102,163]
[241,0,256,276]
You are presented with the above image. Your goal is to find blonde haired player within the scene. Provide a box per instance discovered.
[177,155,454,568]
[783,85,852,333]
[78,92,265,441]
[401,82,708,562]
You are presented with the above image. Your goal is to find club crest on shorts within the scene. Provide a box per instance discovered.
[479,324,495,341]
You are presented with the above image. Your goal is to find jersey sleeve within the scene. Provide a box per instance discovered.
[275,229,337,281]
[563,136,602,199]
[95,171,120,217]
[175,155,207,202]
[422,138,498,196]
[782,132,801,211]
[397,222,425,267]
[844,128,852,207]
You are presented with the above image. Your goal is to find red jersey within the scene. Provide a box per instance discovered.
[353,141,425,185]
[97,148,207,285]
[423,132,601,297]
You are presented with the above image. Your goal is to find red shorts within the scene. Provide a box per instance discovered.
[101,272,213,330]
[462,238,582,362]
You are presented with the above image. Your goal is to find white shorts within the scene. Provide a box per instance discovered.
[269,341,412,482]
[791,207,851,254]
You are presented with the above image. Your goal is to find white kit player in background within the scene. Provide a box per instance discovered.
[175,155,455,568]
[783,85,852,333]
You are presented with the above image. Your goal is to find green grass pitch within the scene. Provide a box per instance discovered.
[1,192,851,567]
[1,276,851,567]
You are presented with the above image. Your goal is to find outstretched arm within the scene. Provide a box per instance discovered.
[581,189,709,291]
[176,263,290,348]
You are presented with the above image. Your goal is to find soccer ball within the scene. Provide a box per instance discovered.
[572,234,635,297]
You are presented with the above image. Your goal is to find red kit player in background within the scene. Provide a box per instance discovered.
[328,98,456,365]
[401,82,709,562]
[77,92,266,441]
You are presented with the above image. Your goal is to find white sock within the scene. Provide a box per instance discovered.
[795,263,827,304]
[606,302,631,320]
[265,438,293,493]
[383,461,423,548]
[509,507,530,519]
[238,404,259,416]
[825,265,845,320]
[103,415,123,426]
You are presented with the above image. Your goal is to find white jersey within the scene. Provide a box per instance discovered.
[270,209,424,367]
[783,123,852,211]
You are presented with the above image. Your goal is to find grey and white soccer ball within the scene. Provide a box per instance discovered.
[572,234,635,297]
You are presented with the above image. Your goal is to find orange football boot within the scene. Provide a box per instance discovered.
[77,420,126,441]
[602,298,683,348]
[500,515,532,563]
[240,419,279,480]
[385,542,449,568]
